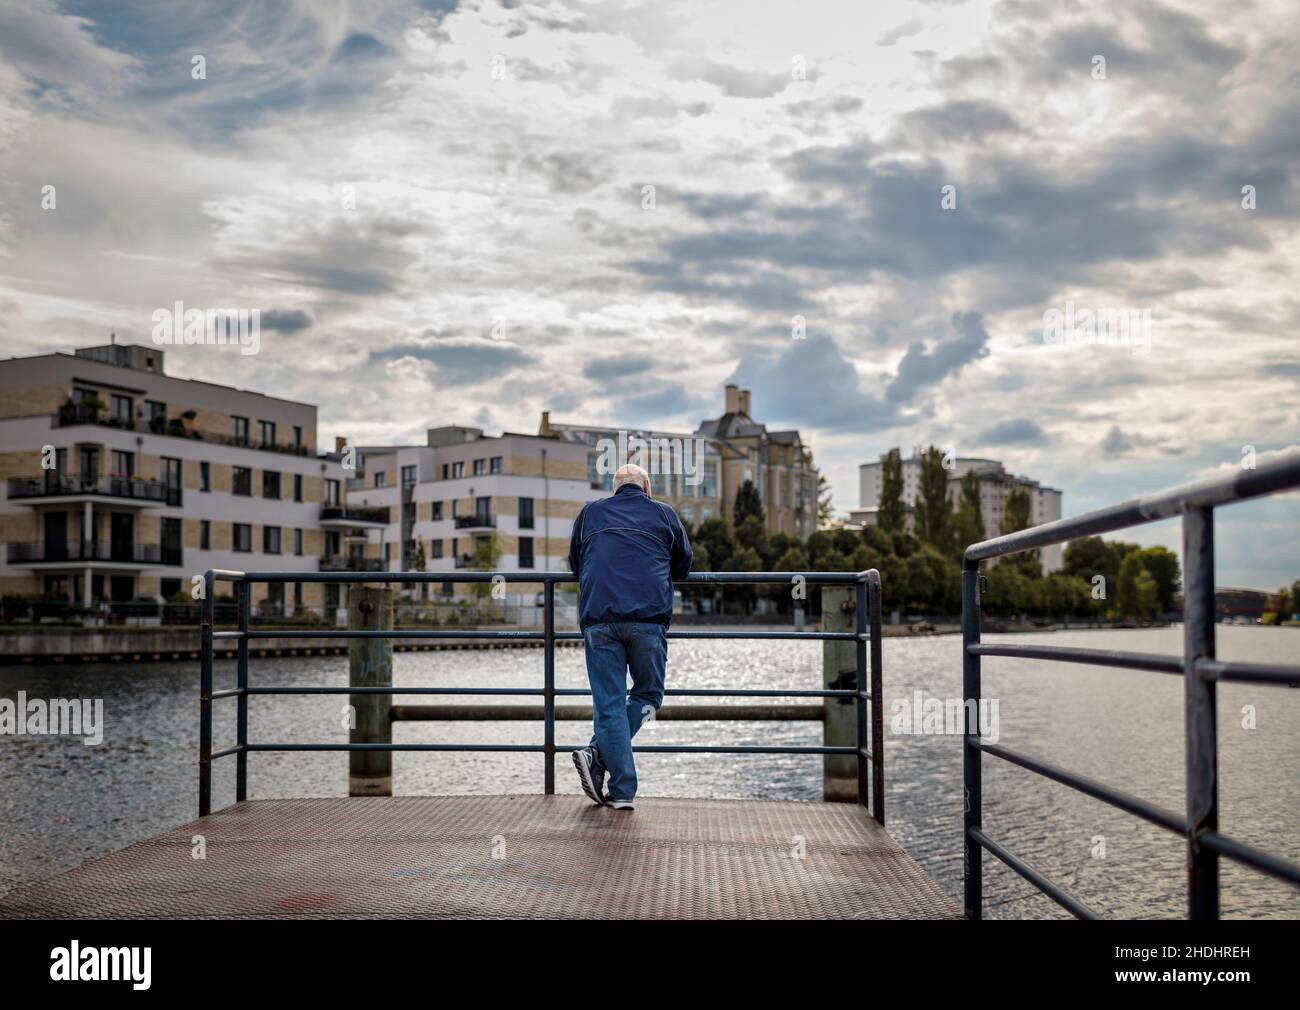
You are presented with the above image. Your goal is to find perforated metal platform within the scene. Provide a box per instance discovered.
[0,795,961,919]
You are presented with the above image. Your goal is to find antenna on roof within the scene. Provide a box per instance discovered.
[110,332,116,344]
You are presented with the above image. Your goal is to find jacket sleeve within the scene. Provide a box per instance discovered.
[669,508,693,582]
[568,505,585,577]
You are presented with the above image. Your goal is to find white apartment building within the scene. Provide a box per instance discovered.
[0,340,349,612]
[343,426,603,606]
[854,450,1064,571]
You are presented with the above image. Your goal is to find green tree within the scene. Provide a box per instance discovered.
[1117,552,1159,619]
[950,470,985,559]
[468,534,502,601]
[733,479,764,527]
[998,486,1040,578]
[877,448,906,534]
[912,446,952,550]
[695,517,734,572]
[1134,546,1180,615]
[816,470,835,527]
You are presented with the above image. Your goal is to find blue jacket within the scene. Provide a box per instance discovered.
[568,483,693,630]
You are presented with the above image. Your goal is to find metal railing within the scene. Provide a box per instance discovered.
[7,475,182,505]
[7,540,180,565]
[199,570,885,825]
[962,452,1300,920]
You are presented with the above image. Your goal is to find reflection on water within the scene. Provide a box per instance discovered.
[1,626,1296,918]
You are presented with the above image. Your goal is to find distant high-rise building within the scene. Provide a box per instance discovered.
[853,450,1064,571]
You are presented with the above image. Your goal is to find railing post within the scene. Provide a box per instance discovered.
[854,576,869,811]
[349,585,392,796]
[543,579,556,794]
[962,558,982,920]
[236,580,249,802]
[199,570,214,817]
[1183,507,1219,920]
[868,570,885,825]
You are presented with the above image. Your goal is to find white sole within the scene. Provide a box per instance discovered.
[572,750,605,805]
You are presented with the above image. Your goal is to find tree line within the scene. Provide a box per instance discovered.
[681,447,1184,621]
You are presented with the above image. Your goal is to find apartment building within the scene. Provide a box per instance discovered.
[854,450,1064,570]
[0,340,349,611]
[542,383,818,538]
[342,426,601,605]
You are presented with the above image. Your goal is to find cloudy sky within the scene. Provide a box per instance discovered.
[0,0,1297,588]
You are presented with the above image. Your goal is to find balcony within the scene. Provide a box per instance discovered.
[319,554,385,572]
[454,513,495,529]
[7,475,181,506]
[453,554,476,569]
[7,542,181,566]
[318,505,390,529]
[53,404,310,457]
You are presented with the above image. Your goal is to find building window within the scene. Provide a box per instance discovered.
[78,446,100,481]
[259,420,276,446]
[702,463,718,498]
[431,501,443,520]
[111,394,133,424]
[233,523,252,552]
[161,578,181,599]
[587,454,599,486]
[147,400,166,428]
[200,520,210,550]
[384,542,392,561]
[519,537,535,568]
[401,464,417,487]
[232,466,252,496]
[431,539,444,559]
[441,463,449,480]
[325,478,340,505]
[161,517,182,565]
[682,505,693,526]
[701,507,712,522]
[292,425,302,448]
[519,497,534,529]
[263,526,281,554]
[110,449,135,479]
[293,473,303,501]
[200,461,210,492]
[232,416,249,445]
[451,461,464,478]
[375,472,387,488]
[451,499,460,518]
[263,470,281,499]
[294,528,303,556]
[473,458,485,476]
[490,456,502,474]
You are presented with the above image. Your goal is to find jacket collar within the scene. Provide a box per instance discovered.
[614,483,646,497]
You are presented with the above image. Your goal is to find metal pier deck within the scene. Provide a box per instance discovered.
[0,795,959,919]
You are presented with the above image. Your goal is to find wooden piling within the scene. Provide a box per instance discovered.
[349,586,392,796]
[822,586,859,802]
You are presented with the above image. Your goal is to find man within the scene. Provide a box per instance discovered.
[568,462,693,810]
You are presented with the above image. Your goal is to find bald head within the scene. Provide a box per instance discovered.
[614,463,650,494]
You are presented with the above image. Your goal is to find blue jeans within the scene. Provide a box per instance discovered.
[582,621,667,801]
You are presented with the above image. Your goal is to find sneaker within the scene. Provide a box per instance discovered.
[572,746,606,806]
[605,796,634,811]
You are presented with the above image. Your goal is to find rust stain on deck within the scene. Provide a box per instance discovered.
[0,795,961,919]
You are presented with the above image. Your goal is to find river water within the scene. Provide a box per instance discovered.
[2,626,1297,919]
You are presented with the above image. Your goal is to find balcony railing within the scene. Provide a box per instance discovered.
[454,513,495,529]
[319,505,390,524]
[7,541,181,565]
[319,554,385,572]
[453,554,475,568]
[53,404,309,457]
[7,475,181,506]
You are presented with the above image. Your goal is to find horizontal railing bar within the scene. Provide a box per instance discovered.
[1195,658,1300,687]
[211,745,244,760]
[215,570,869,585]
[965,452,1300,561]
[391,704,826,721]
[242,743,857,754]
[968,643,1182,675]
[971,739,1187,835]
[241,686,857,698]
[213,628,862,641]
[968,827,1100,920]
[1198,831,1300,887]
[211,687,244,700]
